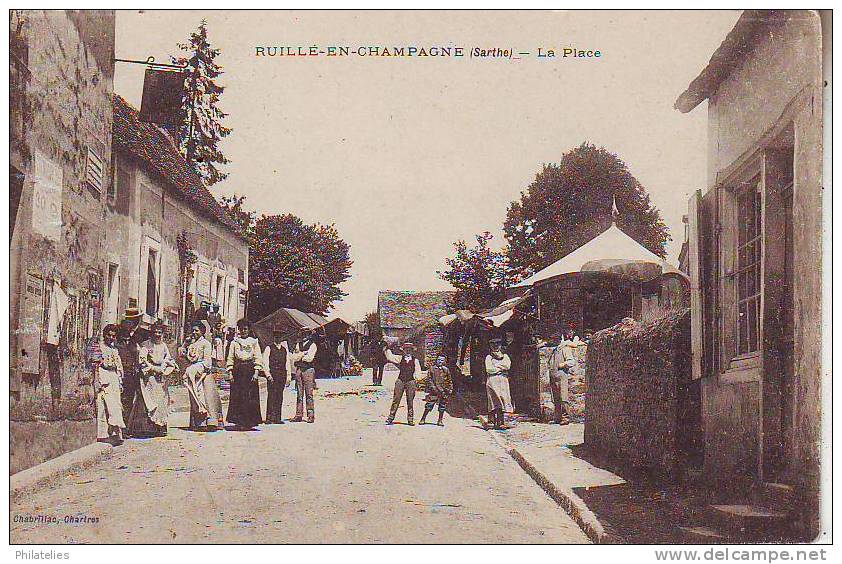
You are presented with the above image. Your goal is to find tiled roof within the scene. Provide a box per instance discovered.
[378,290,455,330]
[112,94,243,237]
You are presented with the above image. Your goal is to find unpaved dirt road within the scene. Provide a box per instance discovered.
[10,370,589,544]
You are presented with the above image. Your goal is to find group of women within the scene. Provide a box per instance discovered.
[92,316,314,445]
[94,320,178,444]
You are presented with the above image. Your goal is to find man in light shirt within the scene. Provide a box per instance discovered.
[383,342,423,426]
[548,333,575,425]
[289,328,318,423]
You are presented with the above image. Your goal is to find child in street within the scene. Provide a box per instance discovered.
[420,355,452,426]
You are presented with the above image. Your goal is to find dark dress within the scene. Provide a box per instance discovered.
[265,344,288,423]
[227,359,262,428]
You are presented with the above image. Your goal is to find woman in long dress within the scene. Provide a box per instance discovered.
[484,337,514,430]
[181,321,223,430]
[226,319,265,430]
[129,321,177,437]
[96,324,125,445]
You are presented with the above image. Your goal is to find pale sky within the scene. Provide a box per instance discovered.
[114,10,740,323]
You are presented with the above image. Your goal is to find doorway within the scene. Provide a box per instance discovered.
[761,128,795,480]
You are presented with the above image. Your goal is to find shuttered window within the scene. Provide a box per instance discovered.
[85,146,104,195]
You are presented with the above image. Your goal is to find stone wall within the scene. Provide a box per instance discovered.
[9,10,115,472]
[10,10,114,401]
[584,310,692,479]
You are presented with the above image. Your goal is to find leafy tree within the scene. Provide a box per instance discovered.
[219,193,255,239]
[217,196,353,316]
[172,20,231,186]
[248,214,353,317]
[438,232,516,311]
[503,142,670,279]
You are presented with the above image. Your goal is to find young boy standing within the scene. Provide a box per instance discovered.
[420,355,452,426]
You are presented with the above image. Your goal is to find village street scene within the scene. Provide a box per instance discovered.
[9,9,828,546]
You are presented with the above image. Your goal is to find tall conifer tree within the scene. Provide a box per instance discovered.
[172,20,231,186]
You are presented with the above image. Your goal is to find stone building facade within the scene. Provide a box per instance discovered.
[676,10,825,537]
[10,10,116,405]
[109,96,249,336]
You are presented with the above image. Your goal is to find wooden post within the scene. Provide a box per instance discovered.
[688,189,704,381]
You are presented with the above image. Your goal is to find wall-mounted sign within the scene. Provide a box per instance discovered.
[32,151,62,242]
[195,265,211,298]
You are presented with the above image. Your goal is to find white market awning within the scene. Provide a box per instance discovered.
[438,290,533,328]
[514,223,684,287]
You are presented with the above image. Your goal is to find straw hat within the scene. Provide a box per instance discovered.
[123,307,142,321]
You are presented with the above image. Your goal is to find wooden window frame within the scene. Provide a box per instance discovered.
[735,175,763,357]
[717,159,763,381]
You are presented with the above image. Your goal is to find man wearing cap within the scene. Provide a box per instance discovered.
[289,328,318,423]
[383,342,423,425]
[484,337,513,430]
[263,328,292,424]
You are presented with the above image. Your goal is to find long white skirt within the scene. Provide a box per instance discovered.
[97,368,125,439]
[184,363,223,428]
[486,374,513,413]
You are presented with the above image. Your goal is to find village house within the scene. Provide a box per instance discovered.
[10,10,116,406]
[9,10,116,471]
[677,10,824,538]
[108,95,249,337]
[377,290,454,367]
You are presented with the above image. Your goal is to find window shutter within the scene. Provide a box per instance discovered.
[85,147,104,194]
[688,190,704,380]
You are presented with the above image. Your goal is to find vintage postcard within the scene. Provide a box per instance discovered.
[7,7,831,550]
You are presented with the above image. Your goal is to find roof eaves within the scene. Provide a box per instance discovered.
[674,10,777,113]
[112,95,248,243]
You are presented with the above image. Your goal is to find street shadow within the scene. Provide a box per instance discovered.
[222,425,262,432]
[446,388,487,421]
[572,481,711,544]
[569,443,716,543]
[172,426,223,433]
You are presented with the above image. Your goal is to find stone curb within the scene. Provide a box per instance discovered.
[485,429,623,544]
[10,442,114,505]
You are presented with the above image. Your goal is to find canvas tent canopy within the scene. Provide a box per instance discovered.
[514,223,685,288]
[252,307,349,344]
[439,290,534,329]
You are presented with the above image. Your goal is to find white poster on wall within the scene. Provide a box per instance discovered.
[195,264,211,300]
[32,151,63,242]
